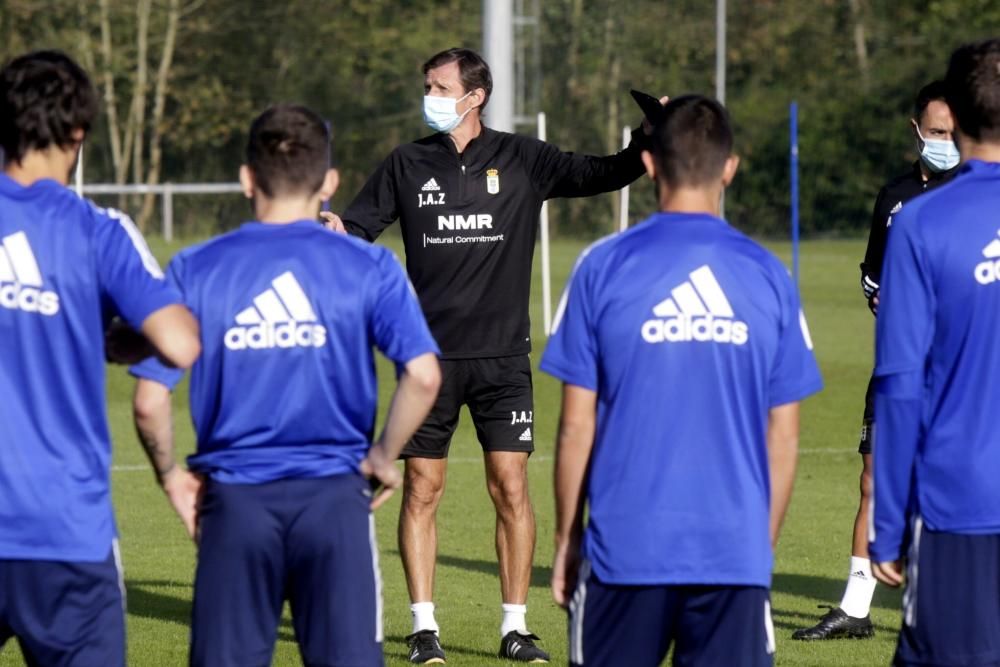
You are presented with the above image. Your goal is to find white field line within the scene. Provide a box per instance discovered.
[110,448,850,472]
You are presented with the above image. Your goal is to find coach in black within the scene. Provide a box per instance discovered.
[793,80,959,642]
[333,47,657,664]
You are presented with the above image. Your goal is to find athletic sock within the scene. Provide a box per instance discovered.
[501,603,527,637]
[839,556,877,618]
[410,602,439,635]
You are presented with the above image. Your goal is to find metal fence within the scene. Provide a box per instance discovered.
[79,183,243,242]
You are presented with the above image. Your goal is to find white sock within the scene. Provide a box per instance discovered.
[501,603,527,637]
[839,556,877,618]
[410,602,439,635]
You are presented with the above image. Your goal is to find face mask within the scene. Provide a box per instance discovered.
[916,127,960,172]
[423,91,473,133]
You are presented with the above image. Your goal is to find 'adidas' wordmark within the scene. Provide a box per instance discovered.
[224,271,326,350]
[0,231,60,316]
[641,265,749,345]
[975,229,1000,285]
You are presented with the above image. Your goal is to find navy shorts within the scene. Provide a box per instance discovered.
[0,544,125,667]
[402,355,535,459]
[191,475,383,667]
[568,562,774,667]
[895,518,1000,666]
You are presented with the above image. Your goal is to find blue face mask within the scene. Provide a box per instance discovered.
[423,92,473,134]
[916,127,960,172]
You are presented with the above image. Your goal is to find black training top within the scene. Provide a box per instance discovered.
[343,126,647,359]
[860,160,958,300]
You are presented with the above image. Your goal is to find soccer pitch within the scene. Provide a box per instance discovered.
[0,233,900,666]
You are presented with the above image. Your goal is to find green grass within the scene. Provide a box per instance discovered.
[0,232,899,666]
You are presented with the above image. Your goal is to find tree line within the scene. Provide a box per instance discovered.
[1,0,997,237]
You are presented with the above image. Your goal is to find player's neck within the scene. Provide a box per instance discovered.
[448,115,483,154]
[4,146,77,187]
[658,187,725,218]
[960,139,1000,165]
[252,195,321,225]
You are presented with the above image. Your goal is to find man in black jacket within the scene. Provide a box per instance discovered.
[793,80,959,642]
[328,47,660,664]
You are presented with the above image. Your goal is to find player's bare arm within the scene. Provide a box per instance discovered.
[551,384,597,609]
[140,303,201,369]
[767,402,800,547]
[363,352,441,510]
[133,378,202,539]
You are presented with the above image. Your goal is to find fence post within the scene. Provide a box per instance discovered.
[162,183,174,242]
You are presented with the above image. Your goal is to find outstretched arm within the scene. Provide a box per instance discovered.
[133,378,202,539]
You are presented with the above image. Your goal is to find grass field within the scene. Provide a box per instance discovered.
[0,231,900,666]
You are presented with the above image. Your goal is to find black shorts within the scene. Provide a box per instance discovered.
[401,355,534,459]
[858,374,875,455]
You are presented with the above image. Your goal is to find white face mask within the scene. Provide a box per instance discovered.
[423,91,473,133]
[916,127,960,172]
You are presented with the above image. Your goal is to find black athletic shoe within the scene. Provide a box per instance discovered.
[499,631,550,663]
[406,630,446,664]
[792,605,875,640]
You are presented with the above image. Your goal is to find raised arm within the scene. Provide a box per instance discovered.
[552,384,597,608]
[528,129,648,201]
[132,378,202,539]
[767,402,800,548]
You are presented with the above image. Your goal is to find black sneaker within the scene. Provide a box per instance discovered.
[792,605,875,640]
[405,630,446,664]
[499,631,550,663]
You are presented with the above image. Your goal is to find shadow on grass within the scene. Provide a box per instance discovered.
[124,579,296,642]
[772,572,901,612]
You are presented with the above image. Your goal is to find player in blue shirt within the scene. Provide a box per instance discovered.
[0,51,200,666]
[130,105,441,667]
[871,40,1000,666]
[541,95,823,667]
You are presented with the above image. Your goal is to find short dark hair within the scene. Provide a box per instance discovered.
[0,50,98,165]
[246,104,330,198]
[422,48,492,109]
[649,95,733,188]
[913,80,949,123]
[945,39,1000,143]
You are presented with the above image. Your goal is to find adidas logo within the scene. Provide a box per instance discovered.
[975,230,1000,284]
[421,178,441,192]
[519,428,532,442]
[641,265,749,345]
[0,231,60,316]
[224,271,327,351]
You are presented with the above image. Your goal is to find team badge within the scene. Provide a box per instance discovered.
[486,168,500,195]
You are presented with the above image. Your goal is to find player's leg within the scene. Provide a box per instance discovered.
[568,562,675,667]
[673,586,773,667]
[894,520,1000,666]
[4,544,125,667]
[793,379,877,641]
[190,480,286,667]
[286,475,383,667]
[398,360,461,663]
[467,355,545,658]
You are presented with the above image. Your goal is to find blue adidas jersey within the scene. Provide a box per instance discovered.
[541,212,822,586]
[0,174,180,562]
[131,221,439,484]
[871,160,1000,562]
